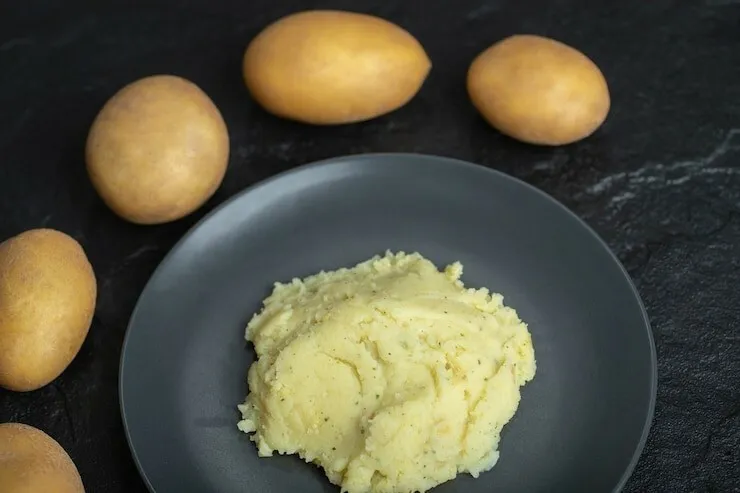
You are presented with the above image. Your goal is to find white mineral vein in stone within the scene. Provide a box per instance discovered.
[587,129,740,207]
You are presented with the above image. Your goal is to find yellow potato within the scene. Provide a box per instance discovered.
[0,229,96,392]
[467,35,610,145]
[86,75,230,225]
[243,10,431,124]
[0,423,85,493]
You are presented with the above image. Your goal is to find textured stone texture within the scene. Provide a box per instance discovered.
[0,0,738,492]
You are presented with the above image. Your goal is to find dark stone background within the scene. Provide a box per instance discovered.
[0,0,738,491]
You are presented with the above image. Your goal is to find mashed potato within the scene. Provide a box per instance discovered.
[238,251,536,493]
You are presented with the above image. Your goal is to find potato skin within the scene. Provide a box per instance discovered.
[0,423,85,493]
[467,35,610,145]
[243,10,431,125]
[0,229,96,392]
[86,75,230,225]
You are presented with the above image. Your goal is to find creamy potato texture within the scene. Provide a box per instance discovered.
[238,251,536,493]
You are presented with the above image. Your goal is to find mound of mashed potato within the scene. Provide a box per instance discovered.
[238,251,536,493]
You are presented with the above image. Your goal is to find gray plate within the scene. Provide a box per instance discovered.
[120,153,657,493]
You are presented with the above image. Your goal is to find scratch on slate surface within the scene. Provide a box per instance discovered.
[705,0,740,6]
[51,383,77,443]
[466,2,503,20]
[0,37,34,51]
[101,245,161,289]
[49,16,97,48]
[124,245,159,262]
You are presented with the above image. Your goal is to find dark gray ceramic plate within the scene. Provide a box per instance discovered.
[120,153,656,493]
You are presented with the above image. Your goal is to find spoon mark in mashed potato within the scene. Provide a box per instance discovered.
[238,251,536,493]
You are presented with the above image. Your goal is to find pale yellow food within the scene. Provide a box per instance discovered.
[0,229,97,392]
[467,34,610,146]
[0,423,85,493]
[243,10,431,125]
[86,74,230,225]
[238,251,536,493]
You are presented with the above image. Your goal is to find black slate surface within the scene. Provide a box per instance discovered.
[0,0,738,492]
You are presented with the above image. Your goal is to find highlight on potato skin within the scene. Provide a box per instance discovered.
[243,10,432,125]
[467,34,610,146]
[0,422,86,493]
[85,75,230,225]
[0,228,97,393]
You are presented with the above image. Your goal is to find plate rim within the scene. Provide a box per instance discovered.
[119,152,658,493]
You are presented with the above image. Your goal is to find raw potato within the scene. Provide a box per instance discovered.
[243,10,431,125]
[0,229,96,392]
[467,34,610,145]
[86,75,230,225]
[0,423,85,493]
